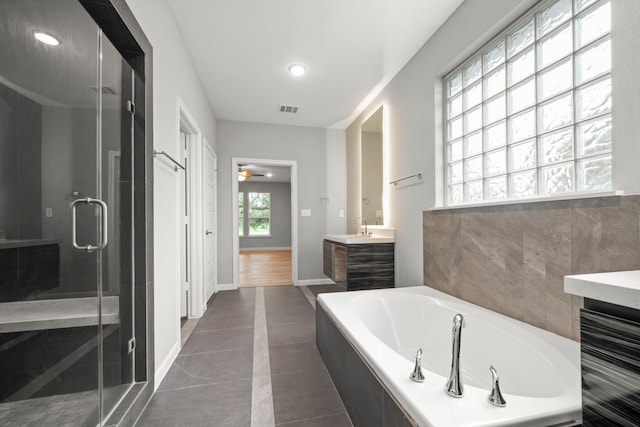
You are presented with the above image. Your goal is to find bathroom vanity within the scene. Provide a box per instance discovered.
[323,231,395,290]
[565,270,640,426]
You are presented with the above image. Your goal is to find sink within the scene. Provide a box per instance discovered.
[324,234,395,244]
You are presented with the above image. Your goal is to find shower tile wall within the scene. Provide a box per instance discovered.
[423,195,640,340]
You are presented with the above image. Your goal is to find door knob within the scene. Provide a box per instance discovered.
[206,230,213,235]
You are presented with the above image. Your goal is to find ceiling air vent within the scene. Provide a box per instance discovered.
[278,104,299,114]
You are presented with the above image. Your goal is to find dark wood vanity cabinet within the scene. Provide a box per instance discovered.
[580,300,640,426]
[323,239,394,290]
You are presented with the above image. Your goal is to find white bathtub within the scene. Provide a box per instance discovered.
[317,286,582,427]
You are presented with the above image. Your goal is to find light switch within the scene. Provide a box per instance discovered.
[339,209,344,218]
[301,209,311,217]
[45,208,53,218]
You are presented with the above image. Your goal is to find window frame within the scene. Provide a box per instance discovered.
[238,191,245,237]
[443,0,612,206]
[238,192,271,237]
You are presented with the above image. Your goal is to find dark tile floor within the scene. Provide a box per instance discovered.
[136,285,350,427]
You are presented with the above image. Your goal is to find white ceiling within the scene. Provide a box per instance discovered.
[166,0,463,129]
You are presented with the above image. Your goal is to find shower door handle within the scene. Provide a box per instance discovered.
[70,197,108,252]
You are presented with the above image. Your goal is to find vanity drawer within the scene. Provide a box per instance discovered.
[580,308,640,426]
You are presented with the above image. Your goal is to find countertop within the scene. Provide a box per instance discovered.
[324,228,395,244]
[324,234,395,244]
[564,270,640,310]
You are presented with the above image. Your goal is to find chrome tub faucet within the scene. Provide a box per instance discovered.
[445,313,465,397]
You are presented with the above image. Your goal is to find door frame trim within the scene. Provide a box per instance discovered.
[176,97,206,319]
[231,158,298,288]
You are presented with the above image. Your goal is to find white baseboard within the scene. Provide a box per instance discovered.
[217,280,333,289]
[295,278,336,286]
[206,285,216,301]
[239,246,292,251]
[154,340,181,391]
[216,283,238,291]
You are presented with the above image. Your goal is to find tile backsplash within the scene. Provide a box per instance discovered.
[423,195,640,340]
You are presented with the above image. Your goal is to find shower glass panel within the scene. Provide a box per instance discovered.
[100,32,135,420]
[0,1,134,425]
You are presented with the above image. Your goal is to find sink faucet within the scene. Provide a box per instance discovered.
[444,313,465,397]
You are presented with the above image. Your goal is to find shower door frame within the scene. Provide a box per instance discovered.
[78,1,154,425]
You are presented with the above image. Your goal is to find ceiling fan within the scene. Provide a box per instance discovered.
[237,167,264,181]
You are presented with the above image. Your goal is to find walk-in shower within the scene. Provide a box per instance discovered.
[0,1,152,425]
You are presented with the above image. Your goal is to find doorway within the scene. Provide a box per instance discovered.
[239,250,292,287]
[232,158,298,288]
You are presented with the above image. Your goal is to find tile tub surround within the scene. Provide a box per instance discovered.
[316,304,415,427]
[423,195,640,340]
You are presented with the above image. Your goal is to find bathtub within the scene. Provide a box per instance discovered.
[316,286,581,427]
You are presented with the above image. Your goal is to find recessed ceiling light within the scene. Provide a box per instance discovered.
[266,173,273,178]
[34,31,61,46]
[288,64,307,77]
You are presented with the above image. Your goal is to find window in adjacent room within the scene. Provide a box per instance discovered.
[238,191,245,236]
[444,0,611,205]
[239,192,271,236]
[248,192,270,235]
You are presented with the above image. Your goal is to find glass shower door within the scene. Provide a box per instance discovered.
[0,1,134,425]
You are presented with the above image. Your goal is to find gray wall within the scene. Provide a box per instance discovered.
[0,83,42,240]
[239,181,291,249]
[346,0,640,287]
[126,0,219,377]
[216,120,347,284]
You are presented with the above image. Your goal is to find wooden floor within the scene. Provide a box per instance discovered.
[239,249,292,287]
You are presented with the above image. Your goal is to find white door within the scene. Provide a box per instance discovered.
[204,141,217,301]
[180,132,190,317]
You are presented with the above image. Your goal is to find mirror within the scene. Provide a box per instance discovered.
[361,106,384,225]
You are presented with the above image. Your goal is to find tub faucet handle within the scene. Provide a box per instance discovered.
[487,365,507,407]
[410,348,426,383]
